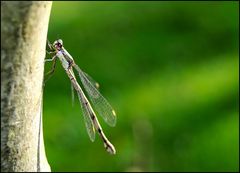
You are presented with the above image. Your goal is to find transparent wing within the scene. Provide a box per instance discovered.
[76,83,96,142]
[71,84,75,107]
[70,68,76,107]
[83,71,100,89]
[73,64,117,127]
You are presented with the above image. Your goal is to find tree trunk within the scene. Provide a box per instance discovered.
[1,1,52,172]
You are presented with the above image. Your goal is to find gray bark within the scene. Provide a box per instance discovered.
[1,1,52,172]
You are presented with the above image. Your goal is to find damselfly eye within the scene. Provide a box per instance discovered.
[53,39,63,49]
[58,39,63,46]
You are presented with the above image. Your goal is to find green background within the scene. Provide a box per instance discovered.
[44,2,239,172]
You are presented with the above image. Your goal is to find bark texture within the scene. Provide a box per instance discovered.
[1,1,52,172]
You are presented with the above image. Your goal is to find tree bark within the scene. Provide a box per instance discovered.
[1,1,52,172]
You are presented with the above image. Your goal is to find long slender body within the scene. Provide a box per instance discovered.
[65,66,115,154]
[45,39,116,154]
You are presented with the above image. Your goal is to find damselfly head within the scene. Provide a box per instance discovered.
[53,39,63,50]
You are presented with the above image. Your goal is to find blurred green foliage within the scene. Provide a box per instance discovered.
[43,2,239,172]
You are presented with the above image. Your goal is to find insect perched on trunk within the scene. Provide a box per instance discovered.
[45,39,117,154]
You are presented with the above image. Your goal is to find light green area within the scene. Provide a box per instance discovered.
[43,2,239,172]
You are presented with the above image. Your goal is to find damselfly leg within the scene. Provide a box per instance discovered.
[44,40,58,83]
[44,57,57,83]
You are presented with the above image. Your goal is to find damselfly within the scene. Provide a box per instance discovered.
[45,39,116,154]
